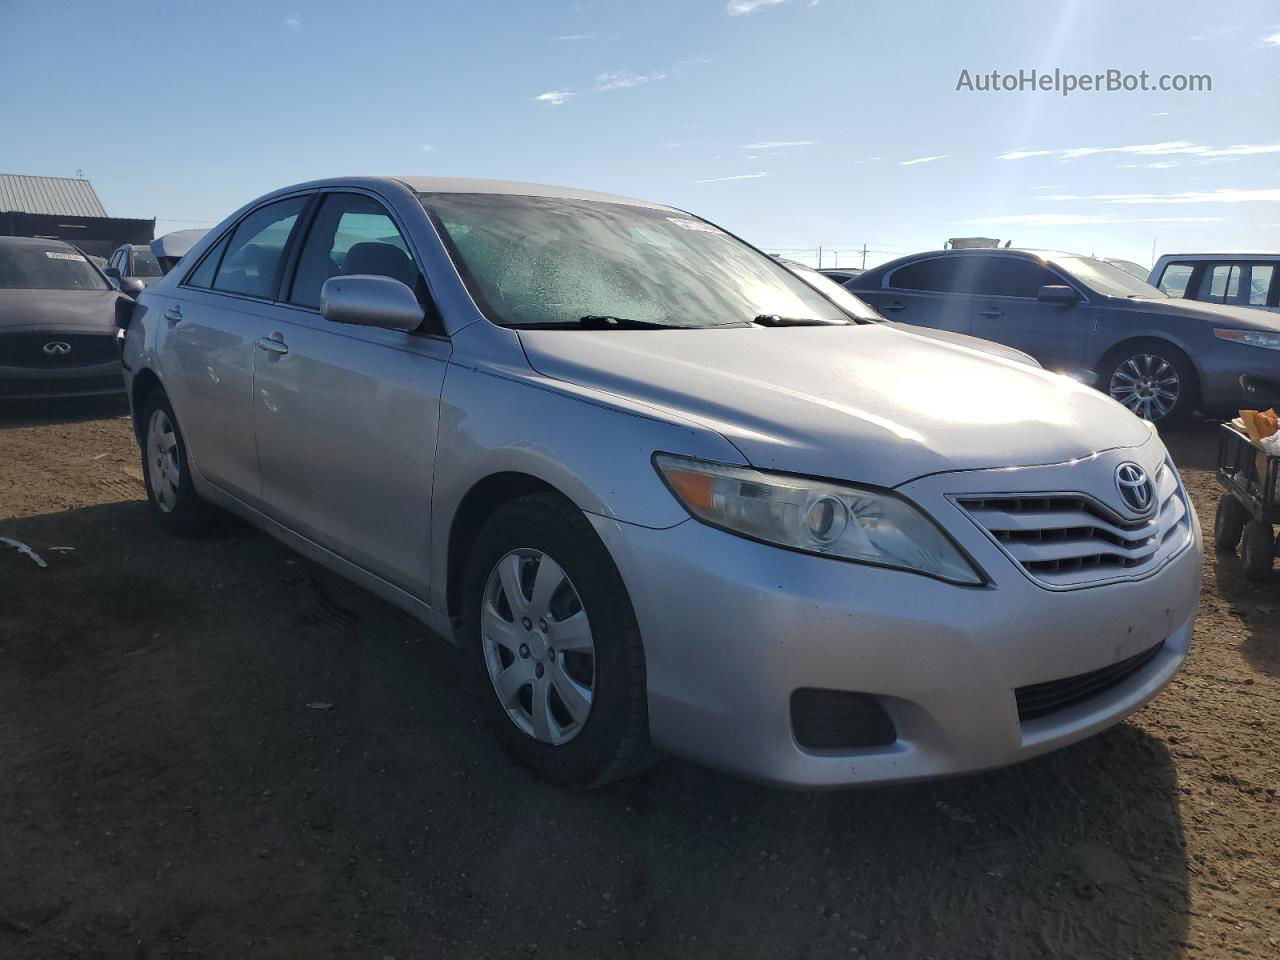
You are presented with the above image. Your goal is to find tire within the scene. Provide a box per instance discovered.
[461,492,652,788]
[1241,520,1275,581]
[1213,494,1248,552]
[1100,340,1197,426]
[139,388,213,536]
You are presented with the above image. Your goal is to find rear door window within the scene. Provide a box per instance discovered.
[888,257,982,294]
[210,196,308,299]
[1196,264,1240,303]
[1156,263,1194,298]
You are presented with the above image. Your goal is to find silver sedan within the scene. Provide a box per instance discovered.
[120,177,1202,788]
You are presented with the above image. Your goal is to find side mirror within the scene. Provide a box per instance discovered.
[1038,284,1081,305]
[120,277,145,297]
[320,275,425,331]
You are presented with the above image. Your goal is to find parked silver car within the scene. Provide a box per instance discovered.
[120,177,1202,788]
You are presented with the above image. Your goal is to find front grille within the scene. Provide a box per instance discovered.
[0,332,118,368]
[956,462,1191,588]
[790,688,897,750]
[1015,640,1164,722]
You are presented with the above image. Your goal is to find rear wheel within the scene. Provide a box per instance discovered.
[461,493,652,788]
[1213,494,1248,552]
[1101,341,1197,425]
[1241,520,1275,581]
[140,389,212,535]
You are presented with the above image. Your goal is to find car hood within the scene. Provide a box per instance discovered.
[1129,296,1280,330]
[518,324,1153,487]
[0,288,121,331]
[883,321,1039,366]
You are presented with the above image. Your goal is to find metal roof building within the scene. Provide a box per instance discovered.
[0,173,152,258]
[0,174,109,218]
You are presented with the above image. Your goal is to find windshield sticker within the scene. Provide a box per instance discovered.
[666,217,723,235]
[44,251,84,261]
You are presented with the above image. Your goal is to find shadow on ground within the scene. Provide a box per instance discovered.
[0,500,1193,959]
[0,395,130,429]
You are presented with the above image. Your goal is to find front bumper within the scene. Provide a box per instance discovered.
[0,359,125,399]
[589,443,1202,788]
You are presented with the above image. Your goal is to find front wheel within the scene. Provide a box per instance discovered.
[1102,342,1197,425]
[1241,520,1275,581]
[461,493,652,788]
[1213,494,1248,552]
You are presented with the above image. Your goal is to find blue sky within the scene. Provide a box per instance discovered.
[2,0,1277,268]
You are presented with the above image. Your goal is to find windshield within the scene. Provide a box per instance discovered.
[0,244,109,290]
[1054,255,1167,299]
[130,248,163,277]
[421,193,853,328]
[779,260,882,321]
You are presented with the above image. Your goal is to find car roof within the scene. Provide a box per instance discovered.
[257,175,672,211]
[0,235,76,249]
[1156,252,1280,259]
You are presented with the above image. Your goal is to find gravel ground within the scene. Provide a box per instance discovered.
[0,398,1276,960]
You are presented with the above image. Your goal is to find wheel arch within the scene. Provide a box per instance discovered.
[444,471,572,620]
[129,366,164,444]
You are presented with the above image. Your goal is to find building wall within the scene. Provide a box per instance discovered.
[0,212,155,258]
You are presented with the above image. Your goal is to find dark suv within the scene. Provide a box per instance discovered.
[848,249,1280,423]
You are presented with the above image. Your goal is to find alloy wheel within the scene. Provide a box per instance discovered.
[1109,353,1180,421]
[480,549,596,745]
[146,408,181,513]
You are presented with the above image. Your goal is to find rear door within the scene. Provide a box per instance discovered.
[250,190,450,596]
[158,194,310,503]
[863,256,977,333]
[967,255,1088,373]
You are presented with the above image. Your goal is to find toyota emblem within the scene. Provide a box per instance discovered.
[42,341,72,356]
[1115,462,1155,514]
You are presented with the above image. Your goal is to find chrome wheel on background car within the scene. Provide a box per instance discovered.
[480,548,597,745]
[1108,353,1180,421]
[146,408,181,513]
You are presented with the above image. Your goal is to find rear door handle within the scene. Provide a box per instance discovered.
[882,301,906,313]
[979,307,1004,319]
[164,304,183,325]
[256,335,288,356]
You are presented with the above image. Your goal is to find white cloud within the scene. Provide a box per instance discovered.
[532,90,575,106]
[692,172,769,183]
[998,140,1280,161]
[596,71,666,91]
[741,140,816,150]
[284,12,301,30]
[1044,187,1280,205]
[419,144,435,153]
[958,214,1223,226]
[1259,30,1280,47]
[997,149,1054,160]
[553,34,592,41]
[726,0,788,14]
[900,155,948,166]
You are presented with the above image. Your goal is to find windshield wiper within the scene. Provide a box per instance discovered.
[752,314,849,327]
[508,315,674,330]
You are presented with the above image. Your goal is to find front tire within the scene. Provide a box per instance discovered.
[461,493,652,788]
[1213,494,1248,552]
[1101,340,1197,425]
[1241,520,1275,581]
[139,388,212,535]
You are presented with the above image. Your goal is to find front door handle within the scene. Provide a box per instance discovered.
[979,307,1004,319]
[164,304,183,325]
[256,334,289,356]
[882,301,906,313]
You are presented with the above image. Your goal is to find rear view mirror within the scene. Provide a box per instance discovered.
[1038,284,1081,304]
[320,275,425,331]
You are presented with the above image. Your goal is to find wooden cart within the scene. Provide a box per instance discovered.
[1214,421,1280,580]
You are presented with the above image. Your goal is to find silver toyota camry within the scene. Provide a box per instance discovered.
[120,177,1202,788]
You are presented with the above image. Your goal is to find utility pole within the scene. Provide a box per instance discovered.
[817,245,823,269]
[861,243,868,270]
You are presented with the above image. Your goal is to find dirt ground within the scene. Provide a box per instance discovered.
[0,398,1276,960]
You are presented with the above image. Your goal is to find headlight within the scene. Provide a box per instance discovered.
[1214,329,1280,351]
[653,454,984,585]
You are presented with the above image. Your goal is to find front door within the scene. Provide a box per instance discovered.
[966,255,1089,373]
[251,191,450,596]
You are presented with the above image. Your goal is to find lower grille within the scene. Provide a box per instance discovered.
[0,332,118,368]
[0,372,124,397]
[790,688,897,750]
[1015,640,1164,722]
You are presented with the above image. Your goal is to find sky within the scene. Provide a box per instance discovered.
[2,0,1278,270]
